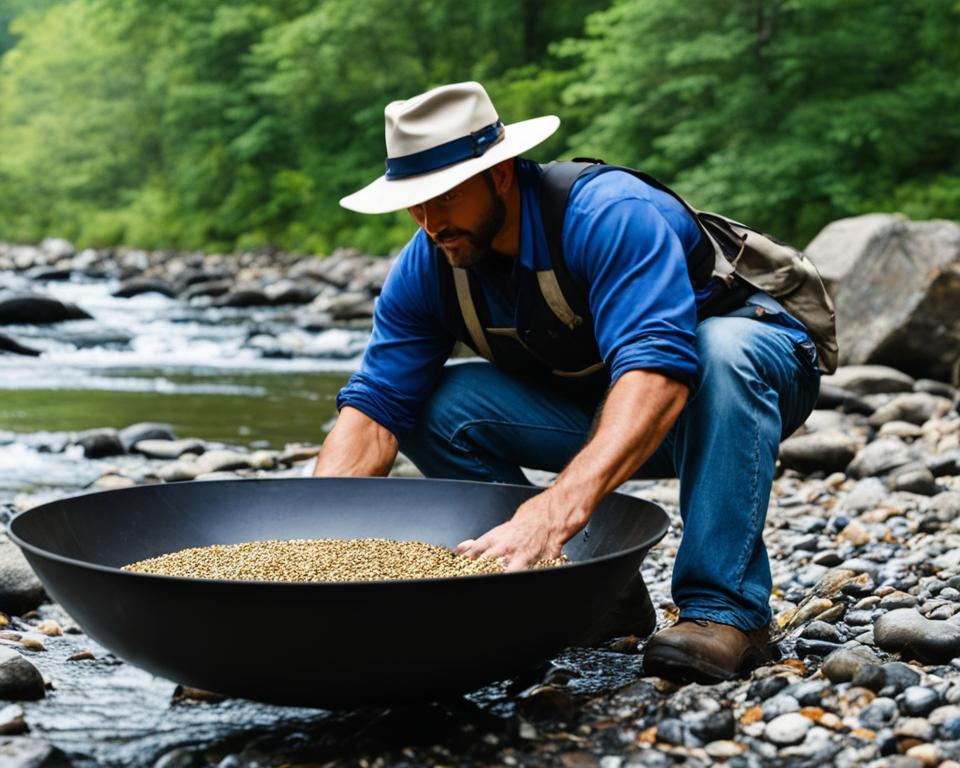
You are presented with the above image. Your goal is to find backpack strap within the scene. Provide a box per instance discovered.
[538,159,603,324]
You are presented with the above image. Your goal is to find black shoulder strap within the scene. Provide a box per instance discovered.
[538,158,605,316]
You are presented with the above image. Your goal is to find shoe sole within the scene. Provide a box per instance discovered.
[642,645,737,684]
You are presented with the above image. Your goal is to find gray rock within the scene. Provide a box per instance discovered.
[929,451,960,478]
[194,450,255,474]
[821,364,916,396]
[764,712,811,745]
[112,278,176,299]
[181,279,232,301]
[869,392,954,427]
[0,737,70,766]
[762,694,800,721]
[0,535,45,614]
[927,492,960,521]
[822,646,881,683]
[0,647,45,700]
[880,591,918,610]
[264,280,320,305]
[894,716,935,742]
[878,420,925,440]
[806,214,960,379]
[779,431,862,475]
[134,439,205,460]
[899,685,941,716]
[309,291,375,321]
[859,696,899,730]
[213,289,272,308]
[801,621,841,643]
[0,291,92,325]
[815,382,875,414]
[846,437,919,479]
[851,664,887,692]
[875,609,960,663]
[842,477,890,513]
[73,428,124,459]
[118,423,176,452]
[891,467,939,496]
[155,461,200,483]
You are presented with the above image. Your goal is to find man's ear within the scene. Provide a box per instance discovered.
[489,158,516,196]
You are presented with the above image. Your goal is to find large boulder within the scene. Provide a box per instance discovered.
[806,214,960,380]
[0,292,92,325]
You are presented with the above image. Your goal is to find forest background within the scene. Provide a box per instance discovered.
[0,0,958,256]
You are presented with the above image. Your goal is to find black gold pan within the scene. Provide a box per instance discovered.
[8,477,668,707]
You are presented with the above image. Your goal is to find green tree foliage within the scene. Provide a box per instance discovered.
[0,0,957,253]
[563,0,960,244]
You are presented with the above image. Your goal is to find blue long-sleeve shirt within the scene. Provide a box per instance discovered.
[337,159,811,439]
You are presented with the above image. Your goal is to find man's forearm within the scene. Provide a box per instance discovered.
[550,370,689,527]
[313,406,399,477]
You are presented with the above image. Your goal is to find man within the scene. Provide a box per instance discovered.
[314,81,825,683]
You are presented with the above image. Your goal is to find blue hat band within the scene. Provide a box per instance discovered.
[384,120,504,180]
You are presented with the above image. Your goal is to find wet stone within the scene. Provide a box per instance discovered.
[874,609,960,663]
[846,437,919,479]
[0,536,46,615]
[899,685,941,716]
[892,468,940,496]
[0,647,45,700]
[852,664,887,692]
[879,662,923,696]
[859,697,899,730]
[656,717,686,745]
[823,646,882,683]
[845,609,879,626]
[134,438,205,460]
[802,621,842,643]
[894,717,935,742]
[73,428,125,458]
[762,695,800,721]
[764,712,812,745]
[0,703,26,735]
[796,638,842,658]
[748,675,790,701]
[881,591,918,610]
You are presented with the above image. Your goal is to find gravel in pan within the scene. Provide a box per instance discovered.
[121,538,567,582]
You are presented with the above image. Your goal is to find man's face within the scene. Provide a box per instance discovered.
[407,170,505,269]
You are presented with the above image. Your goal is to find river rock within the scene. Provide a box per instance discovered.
[0,703,27,735]
[822,646,882,683]
[181,279,232,301]
[0,647,45,701]
[73,428,124,458]
[822,365,916,396]
[892,467,939,496]
[807,214,960,378]
[764,712,811,745]
[309,291,376,321]
[112,278,176,299]
[847,437,919,478]
[213,289,272,308]
[0,292,92,325]
[0,536,45,615]
[927,492,960,522]
[194,450,255,474]
[264,280,320,305]
[0,334,40,357]
[869,393,954,427]
[118,423,176,452]
[134,439,205,460]
[155,461,200,483]
[929,452,960,478]
[779,431,862,475]
[900,685,941,716]
[0,737,70,766]
[874,608,960,663]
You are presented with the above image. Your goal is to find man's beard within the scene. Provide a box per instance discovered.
[433,188,506,269]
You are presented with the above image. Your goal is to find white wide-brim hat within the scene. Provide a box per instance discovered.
[340,81,559,215]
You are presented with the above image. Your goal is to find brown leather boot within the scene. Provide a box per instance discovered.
[578,570,657,646]
[642,618,777,684]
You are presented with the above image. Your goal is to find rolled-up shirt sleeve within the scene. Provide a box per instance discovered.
[563,191,700,390]
[336,234,454,438]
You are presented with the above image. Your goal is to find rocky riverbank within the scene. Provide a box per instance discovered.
[0,215,959,767]
[0,362,955,767]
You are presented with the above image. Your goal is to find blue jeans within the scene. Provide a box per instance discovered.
[400,316,820,631]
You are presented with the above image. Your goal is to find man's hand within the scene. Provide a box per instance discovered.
[455,487,589,572]
[457,370,688,573]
